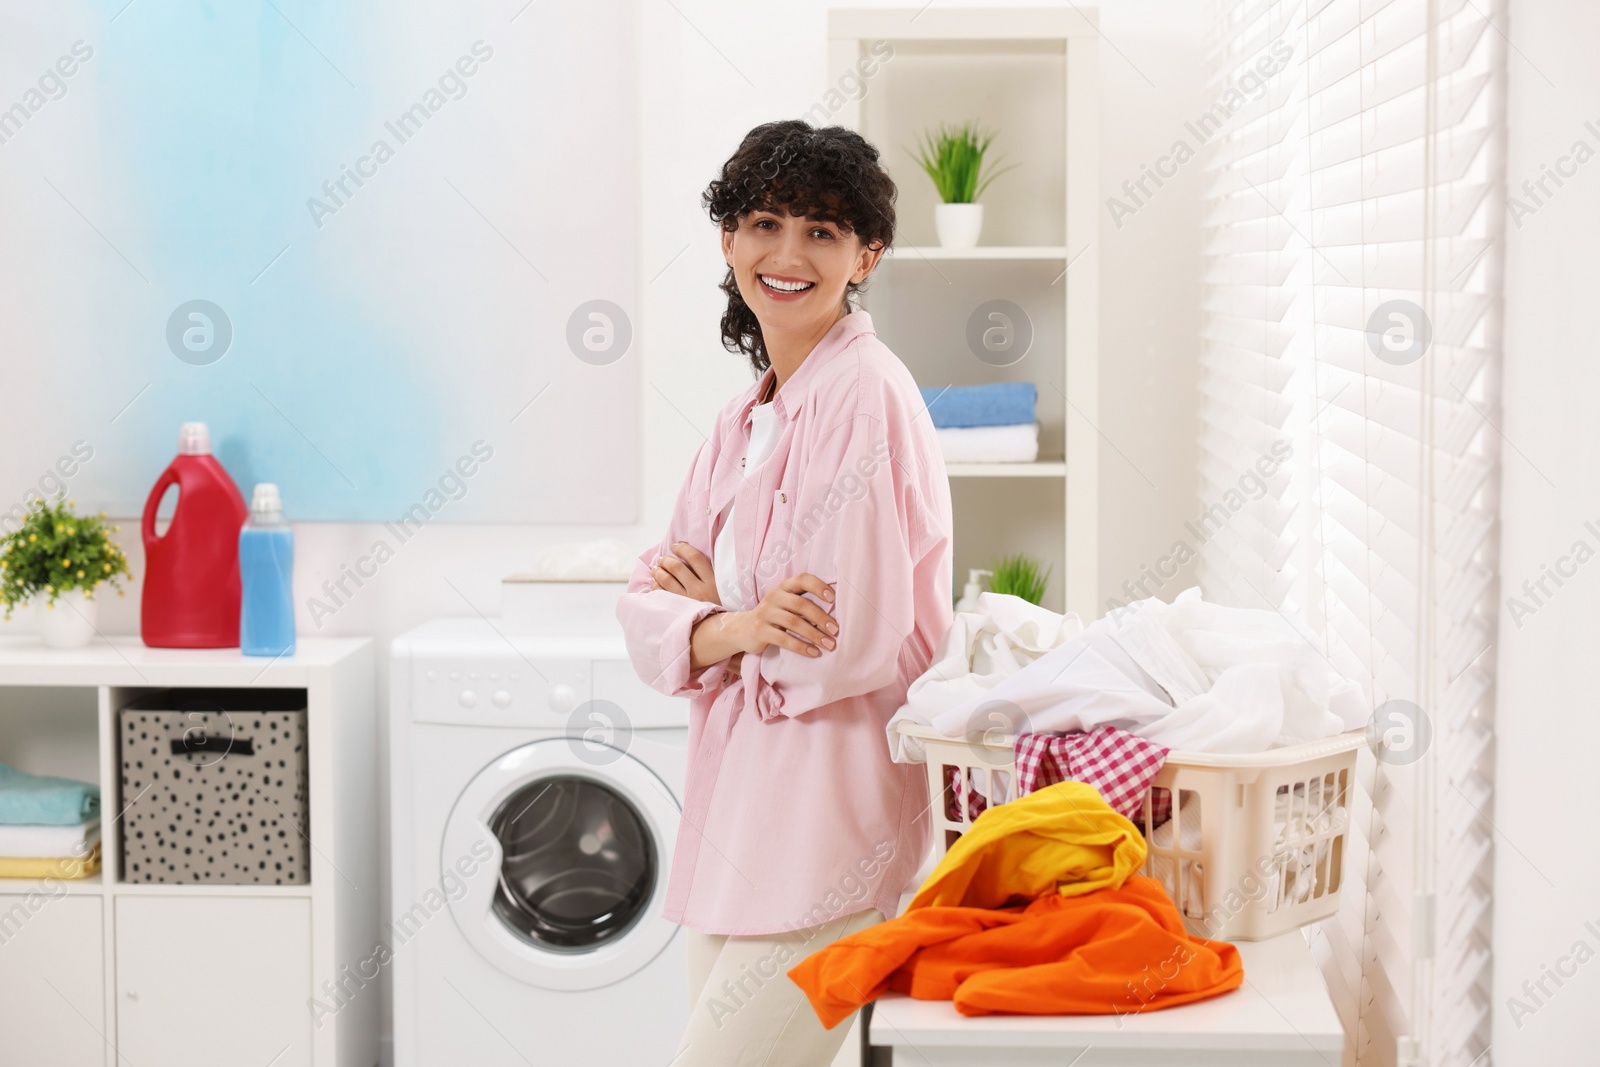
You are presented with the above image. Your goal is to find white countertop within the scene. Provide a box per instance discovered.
[0,635,372,685]
[869,931,1342,1055]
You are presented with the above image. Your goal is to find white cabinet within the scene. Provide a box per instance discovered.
[0,637,377,1067]
[115,895,312,1067]
[0,893,106,1067]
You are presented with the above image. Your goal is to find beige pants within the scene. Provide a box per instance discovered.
[671,908,885,1067]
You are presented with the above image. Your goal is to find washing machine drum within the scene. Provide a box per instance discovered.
[442,739,681,991]
[490,777,654,951]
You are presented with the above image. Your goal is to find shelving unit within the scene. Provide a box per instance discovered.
[946,460,1068,478]
[887,245,1072,260]
[829,6,1100,617]
[0,637,376,1067]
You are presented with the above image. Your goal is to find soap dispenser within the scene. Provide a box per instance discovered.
[239,483,296,657]
[953,568,993,614]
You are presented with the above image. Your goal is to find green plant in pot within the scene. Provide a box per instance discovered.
[910,121,1017,250]
[0,498,132,648]
[987,552,1051,606]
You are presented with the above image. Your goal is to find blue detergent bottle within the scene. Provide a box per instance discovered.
[239,483,296,657]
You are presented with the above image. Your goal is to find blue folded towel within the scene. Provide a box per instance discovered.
[0,763,101,825]
[918,382,1037,429]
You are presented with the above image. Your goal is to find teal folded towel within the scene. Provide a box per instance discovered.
[0,763,101,825]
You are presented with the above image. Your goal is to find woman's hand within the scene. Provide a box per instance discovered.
[659,546,835,675]
[651,542,720,605]
[729,573,839,658]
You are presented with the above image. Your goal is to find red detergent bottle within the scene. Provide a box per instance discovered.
[141,422,250,648]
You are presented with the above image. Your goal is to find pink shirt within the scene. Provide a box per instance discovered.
[615,310,954,935]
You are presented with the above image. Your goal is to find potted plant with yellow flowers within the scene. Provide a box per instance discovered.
[1,498,132,648]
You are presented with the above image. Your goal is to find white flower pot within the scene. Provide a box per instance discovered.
[37,589,97,649]
[935,202,985,249]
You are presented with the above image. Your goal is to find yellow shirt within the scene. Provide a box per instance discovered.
[907,781,1146,911]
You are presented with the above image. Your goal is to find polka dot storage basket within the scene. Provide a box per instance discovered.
[118,689,310,885]
[897,723,1366,941]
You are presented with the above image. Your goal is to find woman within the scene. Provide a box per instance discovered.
[616,119,953,1066]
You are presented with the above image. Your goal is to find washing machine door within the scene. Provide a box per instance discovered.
[442,738,680,991]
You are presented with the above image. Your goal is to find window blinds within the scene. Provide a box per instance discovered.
[1197,1,1503,1065]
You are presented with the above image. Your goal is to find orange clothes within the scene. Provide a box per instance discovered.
[789,782,1242,1028]
[788,875,1243,1028]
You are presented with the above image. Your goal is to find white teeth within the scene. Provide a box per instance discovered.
[760,275,814,293]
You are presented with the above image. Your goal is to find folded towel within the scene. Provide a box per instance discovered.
[937,422,1039,464]
[0,764,100,825]
[920,382,1037,429]
[0,819,100,859]
[0,842,101,880]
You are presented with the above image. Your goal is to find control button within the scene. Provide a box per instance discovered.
[450,671,461,681]
[426,670,438,682]
[510,673,521,682]
[490,672,500,681]
[548,683,577,715]
[492,690,512,708]
[459,690,478,708]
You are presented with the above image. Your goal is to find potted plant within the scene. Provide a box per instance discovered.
[911,122,1017,249]
[1,498,132,648]
[988,551,1051,606]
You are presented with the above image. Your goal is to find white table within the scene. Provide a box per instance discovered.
[866,931,1343,1066]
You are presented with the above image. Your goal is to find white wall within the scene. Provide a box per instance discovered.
[2,1,1208,1056]
[1092,0,1207,608]
[1493,0,1600,1060]
[2,0,1206,683]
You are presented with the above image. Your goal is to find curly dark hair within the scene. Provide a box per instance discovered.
[703,119,897,373]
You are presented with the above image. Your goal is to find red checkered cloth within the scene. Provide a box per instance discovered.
[944,726,1171,827]
[943,764,1001,823]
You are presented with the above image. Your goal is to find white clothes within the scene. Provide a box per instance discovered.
[935,421,1039,463]
[886,591,1085,763]
[1147,814,1204,919]
[1150,785,1349,921]
[1267,782,1350,908]
[0,818,99,858]
[889,587,1368,759]
[713,396,782,611]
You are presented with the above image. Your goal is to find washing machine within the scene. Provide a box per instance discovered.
[389,615,689,1066]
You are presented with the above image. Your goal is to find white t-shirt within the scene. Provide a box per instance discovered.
[714,395,782,611]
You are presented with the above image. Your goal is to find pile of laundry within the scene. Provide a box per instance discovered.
[0,763,102,880]
[887,587,1366,918]
[890,586,1368,766]
[919,382,1039,464]
[788,780,1244,1023]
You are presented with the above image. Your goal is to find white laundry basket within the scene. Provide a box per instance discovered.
[899,724,1366,941]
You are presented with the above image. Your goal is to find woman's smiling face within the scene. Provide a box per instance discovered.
[721,208,883,338]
